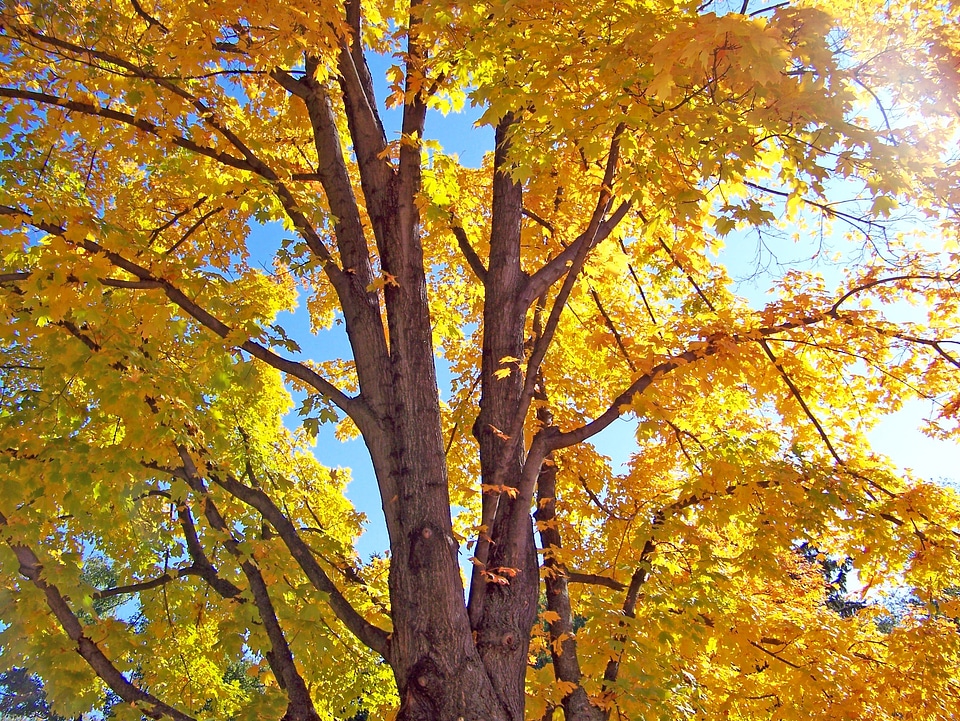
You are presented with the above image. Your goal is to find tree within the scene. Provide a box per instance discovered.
[0,0,959,719]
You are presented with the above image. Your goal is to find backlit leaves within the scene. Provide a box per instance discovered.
[1,0,959,718]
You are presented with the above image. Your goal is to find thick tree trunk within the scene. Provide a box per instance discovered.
[359,97,516,720]
[318,14,542,709]
[467,117,542,720]
[379,115,540,720]
[369,175,507,721]
[379,284,508,719]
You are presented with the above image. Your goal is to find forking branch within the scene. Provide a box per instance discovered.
[0,510,198,721]
[487,125,630,497]
[176,449,321,720]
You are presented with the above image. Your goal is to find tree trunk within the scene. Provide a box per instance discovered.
[536,420,605,721]
[348,105,546,718]
[343,76,522,719]
[292,23,549,717]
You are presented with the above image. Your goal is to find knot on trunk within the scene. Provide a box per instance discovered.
[403,655,442,717]
[408,522,457,571]
[400,655,499,721]
[476,623,522,652]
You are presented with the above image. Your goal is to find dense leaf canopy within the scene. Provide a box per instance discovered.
[0,0,959,719]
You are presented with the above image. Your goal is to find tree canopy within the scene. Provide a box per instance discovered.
[0,0,959,719]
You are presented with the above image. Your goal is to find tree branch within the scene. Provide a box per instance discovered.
[748,639,806,670]
[495,126,629,507]
[176,504,246,600]
[270,67,378,282]
[398,0,428,201]
[534,395,597,719]
[601,538,657,698]
[0,205,374,433]
[522,207,556,236]
[520,201,631,309]
[758,339,844,465]
[84,233,367,425]
[655,236,716,312]
[829,273,950,315]
[334,0,393,191]
[743,180,884,231]
[539,266,957,456]
[0,30,360,313]
[209,470,391,658]
[565,571,627,592]
[128,0,169,32]
[92,566,202,600]
[270,68,392,408]
[545,341,723,452]
[176,451,320,719]
[11,26,297,198]
[342,0,383,130]
[578,475,636,522]
[0,87,254,173]
[748,1,790,16]
[0,512,197,721]
[588,286,636,372]
[164,204,224,256]
[602,475,784,699]
[1,267,164,291]
[451,220,488,282]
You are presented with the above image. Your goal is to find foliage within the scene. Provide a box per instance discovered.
[0,0,959,719]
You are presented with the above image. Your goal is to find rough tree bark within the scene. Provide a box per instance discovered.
[310,9,542,718]
[323,24,615,711]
